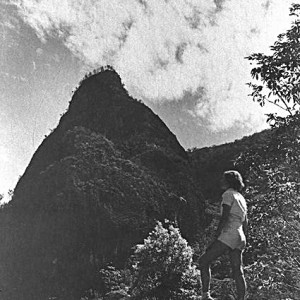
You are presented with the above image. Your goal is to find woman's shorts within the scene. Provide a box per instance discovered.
[218,229,246,250]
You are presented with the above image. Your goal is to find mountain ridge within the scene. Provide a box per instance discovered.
[0,67,204,300]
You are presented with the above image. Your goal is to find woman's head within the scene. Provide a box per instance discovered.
[222,170,245,191]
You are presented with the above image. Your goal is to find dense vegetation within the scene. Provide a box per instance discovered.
[1,5,300,299]
[190,5,300,299]
[0,67,204,300]
[91,4,300,299]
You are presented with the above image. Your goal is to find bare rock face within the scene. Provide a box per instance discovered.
[0,68,205,300]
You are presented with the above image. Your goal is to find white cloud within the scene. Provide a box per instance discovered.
[0,145,9,163]
[0,128,19,200]
[14,0,295,131]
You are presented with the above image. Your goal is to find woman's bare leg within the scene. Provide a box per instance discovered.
[229,249,246,300]
[198,240,230,295]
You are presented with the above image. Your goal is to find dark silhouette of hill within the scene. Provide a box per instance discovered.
[0,68,204,300]
[190,117,300,299]
[188,129,272,202]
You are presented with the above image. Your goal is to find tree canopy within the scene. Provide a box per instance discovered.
[247,4,300,126]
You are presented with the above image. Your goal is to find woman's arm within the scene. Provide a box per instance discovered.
[215,204,231,238]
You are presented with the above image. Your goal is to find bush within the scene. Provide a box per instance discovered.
[91,221,201,299]
[235,119,300,300]
[129,221,201,299]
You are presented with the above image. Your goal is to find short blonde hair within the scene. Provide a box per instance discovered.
[223,170,245,191]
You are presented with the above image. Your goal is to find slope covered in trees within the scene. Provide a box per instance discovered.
[189,5,300,298]
[188,119,300,299]
[0,68,204,300]
[1,64,298,298]
[1,4,300,297]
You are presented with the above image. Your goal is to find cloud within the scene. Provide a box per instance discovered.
[0,145,9,163]
[14,0,295,131]
[0,116,18,198]
[0,1,21,32]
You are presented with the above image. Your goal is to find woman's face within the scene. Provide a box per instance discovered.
[220,176,229,190]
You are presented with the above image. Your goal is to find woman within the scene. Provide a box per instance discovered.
[198,170,248,300]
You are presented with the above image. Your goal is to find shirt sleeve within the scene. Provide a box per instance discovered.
[221,191,234,207]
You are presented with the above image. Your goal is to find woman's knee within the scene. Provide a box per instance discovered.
[199,240,229,269]
[229,249,243,276]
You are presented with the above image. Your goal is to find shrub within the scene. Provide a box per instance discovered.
[129,221,201,299]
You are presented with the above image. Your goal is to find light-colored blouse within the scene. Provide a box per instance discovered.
[218,188,247,250]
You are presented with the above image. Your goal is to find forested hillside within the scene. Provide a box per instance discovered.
[189,4,300,297]
[1,66,298,300]
[188,129,271,202]
[189,118,300,299]
[0,67,205,300]
[1,4,300,297]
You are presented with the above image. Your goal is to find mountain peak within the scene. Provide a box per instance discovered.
[0,67,203,300]
[78,66,125,94]
[60,67,187,159]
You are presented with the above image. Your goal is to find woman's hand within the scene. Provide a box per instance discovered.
[215,204,231,237]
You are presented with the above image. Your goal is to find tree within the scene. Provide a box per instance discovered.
[242,11,300,296]
[247,4,300,126]
[90,222,201,300]
[234,131,300,299]
[129,221,201,299]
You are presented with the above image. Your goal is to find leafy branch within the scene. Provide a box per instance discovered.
[246,4,300,125]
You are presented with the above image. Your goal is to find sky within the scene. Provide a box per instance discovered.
[0,0,296,201]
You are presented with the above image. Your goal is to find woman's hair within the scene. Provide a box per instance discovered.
[223,170,245,191]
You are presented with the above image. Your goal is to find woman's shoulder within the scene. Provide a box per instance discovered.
[223,188,245,196]
[222,188,235,197]
[222,189,245,203]
[221,188,235,205]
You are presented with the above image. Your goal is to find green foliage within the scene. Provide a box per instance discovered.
[188,131,270,204]
[247,4,300,125]
[244,6,300,297]
[79,266,131,300]
[189,115,300,299]
[235,118,300,299]
[0,67,205,299]
[129,221,201,299]
[98,266,131,297]
[89,222,201,300]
